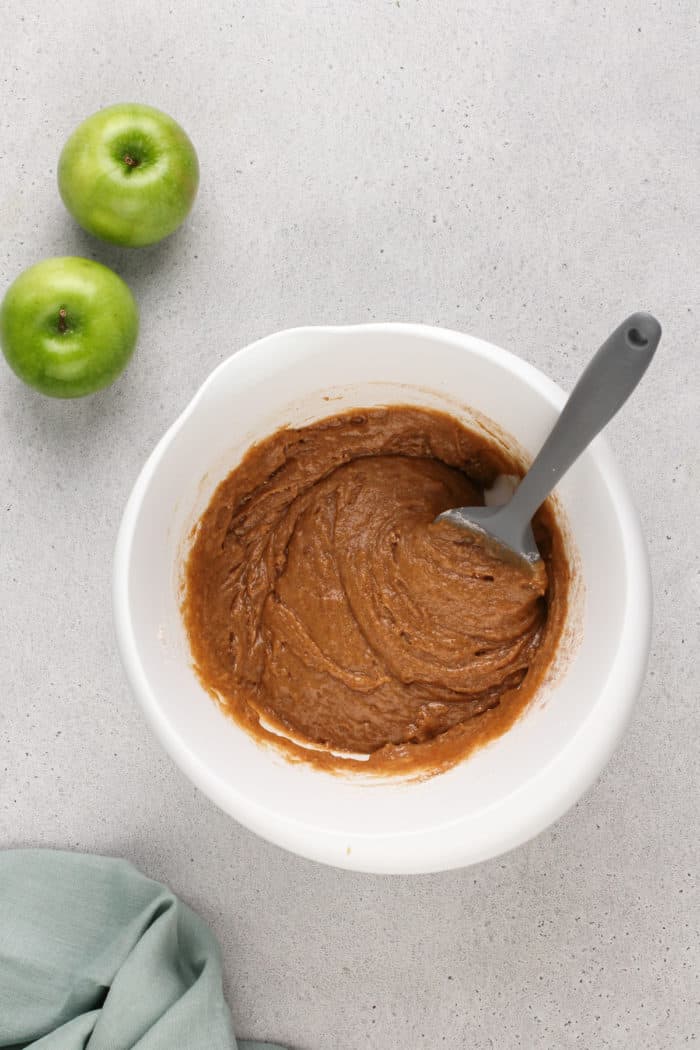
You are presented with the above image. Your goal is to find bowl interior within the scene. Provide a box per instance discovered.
[116,325,647,873]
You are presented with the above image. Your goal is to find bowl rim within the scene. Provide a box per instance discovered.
[113,322,652,873]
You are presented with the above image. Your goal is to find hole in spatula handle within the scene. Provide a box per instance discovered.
[626,326,649,349]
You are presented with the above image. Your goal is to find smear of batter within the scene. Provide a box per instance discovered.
[183,406,569,776]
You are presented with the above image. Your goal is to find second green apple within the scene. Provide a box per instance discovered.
[58,103,199,248]
[0,257,138,398]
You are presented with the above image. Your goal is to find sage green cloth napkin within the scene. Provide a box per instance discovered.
[0,850,286,1050]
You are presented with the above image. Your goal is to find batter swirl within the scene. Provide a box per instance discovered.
[183,407,568,775]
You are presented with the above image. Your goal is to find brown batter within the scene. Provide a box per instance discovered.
[183,406,569,777]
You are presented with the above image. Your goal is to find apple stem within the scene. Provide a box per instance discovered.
[58,308,68,333]
[123,153,139,168]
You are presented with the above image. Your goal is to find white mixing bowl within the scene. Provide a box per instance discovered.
[113,324,651,874]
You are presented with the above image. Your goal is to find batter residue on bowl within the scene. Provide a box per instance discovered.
[182,406,569,777]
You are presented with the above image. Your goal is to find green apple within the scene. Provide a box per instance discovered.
[0,257,139,398]
[58,103,199,247]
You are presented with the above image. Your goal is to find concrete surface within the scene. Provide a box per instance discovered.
[1,2,698,1047]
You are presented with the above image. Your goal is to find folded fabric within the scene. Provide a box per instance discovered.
[0,850,286,1050]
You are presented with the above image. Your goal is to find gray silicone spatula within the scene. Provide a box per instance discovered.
[436,312,662,564]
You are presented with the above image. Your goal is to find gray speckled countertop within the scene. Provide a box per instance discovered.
[1,3,698,1047]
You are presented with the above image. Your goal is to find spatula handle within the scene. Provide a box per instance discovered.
[509,312,662,524]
